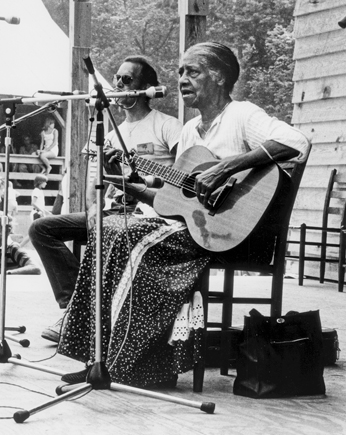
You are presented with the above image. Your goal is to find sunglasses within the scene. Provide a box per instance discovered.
[113,74,133,85]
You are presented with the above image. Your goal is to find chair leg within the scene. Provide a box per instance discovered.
[193,331,207,393]
[338,230,346,292]
[338,265,345,293]
[220,267,234,376]
[298,224,306,286]
[320,230,327,283]
[271,271,284,317]
[73,241,82,261]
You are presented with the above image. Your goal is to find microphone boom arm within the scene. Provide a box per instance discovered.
[0,88,167,106]
[0,102,59,132]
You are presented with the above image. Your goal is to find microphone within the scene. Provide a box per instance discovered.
[0,16,20,25]
[111,86,168,99]
[37,90,88,96]
[145,86,167,99]
[143,175,164,188]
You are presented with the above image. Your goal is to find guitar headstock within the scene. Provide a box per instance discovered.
[82,148,97,162]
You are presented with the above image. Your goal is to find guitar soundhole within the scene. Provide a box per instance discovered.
[182,173,198,199]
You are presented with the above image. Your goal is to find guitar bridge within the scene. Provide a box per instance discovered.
[208,177,236,216]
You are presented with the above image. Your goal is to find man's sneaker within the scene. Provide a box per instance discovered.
[41,317,63,344]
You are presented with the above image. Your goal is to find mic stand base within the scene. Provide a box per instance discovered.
[0,338,12,363]
[8,357,214,424]
[5,325,30,347]
[87,362,111,389]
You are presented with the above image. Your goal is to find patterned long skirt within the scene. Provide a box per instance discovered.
[58,213,211,387]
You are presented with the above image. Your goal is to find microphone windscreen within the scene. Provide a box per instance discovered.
[155,86,168,98]
[145,86,168,99]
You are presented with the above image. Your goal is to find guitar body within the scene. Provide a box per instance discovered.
[153,146,284,252]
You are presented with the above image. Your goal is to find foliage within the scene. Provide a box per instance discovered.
[245,23,295,123]
[42,0,296,121]
[89,0,180,118]
[206,0,296,121]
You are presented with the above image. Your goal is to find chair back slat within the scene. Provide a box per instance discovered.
[328,206,345,215]
[321,170,346,229]
[330,191,346,199]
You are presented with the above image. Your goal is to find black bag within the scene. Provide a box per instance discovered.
[233,309,326,398]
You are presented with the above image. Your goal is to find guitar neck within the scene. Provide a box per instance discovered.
[131,154,187,188]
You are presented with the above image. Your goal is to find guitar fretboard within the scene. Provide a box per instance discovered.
[130,154,191,189]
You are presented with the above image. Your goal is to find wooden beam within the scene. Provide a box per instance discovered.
[178,0,208,125]
[68,0,91,213]
[294,0,346,17]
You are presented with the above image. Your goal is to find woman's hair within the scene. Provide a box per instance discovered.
[43,118,55,130]
[34,174,48,188]
[185,42,240,93]
[124,55,159,87]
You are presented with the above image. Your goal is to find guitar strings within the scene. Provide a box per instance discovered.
[132,155,198,193]
[115,150,199,195]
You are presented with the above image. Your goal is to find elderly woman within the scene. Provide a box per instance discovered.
[58,42,310,388]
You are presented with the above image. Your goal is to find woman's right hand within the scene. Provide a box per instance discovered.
[87,203,97,230]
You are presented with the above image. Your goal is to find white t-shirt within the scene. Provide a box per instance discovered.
[104,109,182,217]
[105,109,182,171]
[177,100,310,161]
[30,187,45,220]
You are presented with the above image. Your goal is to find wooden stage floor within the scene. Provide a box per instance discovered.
[1,270,345,434]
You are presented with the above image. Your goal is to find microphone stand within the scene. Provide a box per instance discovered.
[0,68,215,423]
[0,101,16,361]
[0,101,59,353]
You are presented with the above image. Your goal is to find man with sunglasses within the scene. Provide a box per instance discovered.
[95,56,182,220]
[29,56,182,343]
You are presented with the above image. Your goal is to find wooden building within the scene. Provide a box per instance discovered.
[287,0,346,281]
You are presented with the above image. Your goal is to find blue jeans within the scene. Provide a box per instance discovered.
[28,209,126,309]
[29,212,88,309]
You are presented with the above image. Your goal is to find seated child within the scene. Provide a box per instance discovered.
[0,213,41,275]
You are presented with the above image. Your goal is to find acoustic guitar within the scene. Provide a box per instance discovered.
[108,146,284,252]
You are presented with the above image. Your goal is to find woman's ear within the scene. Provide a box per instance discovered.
[217,76,226,87]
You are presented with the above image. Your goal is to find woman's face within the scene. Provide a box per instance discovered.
[178,52,219,110]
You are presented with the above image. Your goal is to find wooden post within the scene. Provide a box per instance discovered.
[178,0,208,125]
[67,0,91,213]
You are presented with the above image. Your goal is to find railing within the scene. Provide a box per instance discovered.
[0,154,66,212]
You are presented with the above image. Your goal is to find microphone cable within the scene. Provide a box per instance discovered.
[83,101,97,241]
[105,153,135,372]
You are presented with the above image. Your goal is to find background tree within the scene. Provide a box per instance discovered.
[206,0,295,121]
[42,0,296,122]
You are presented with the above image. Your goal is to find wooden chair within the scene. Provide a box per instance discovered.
[192,149,310,393]
[287,169,346,292]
